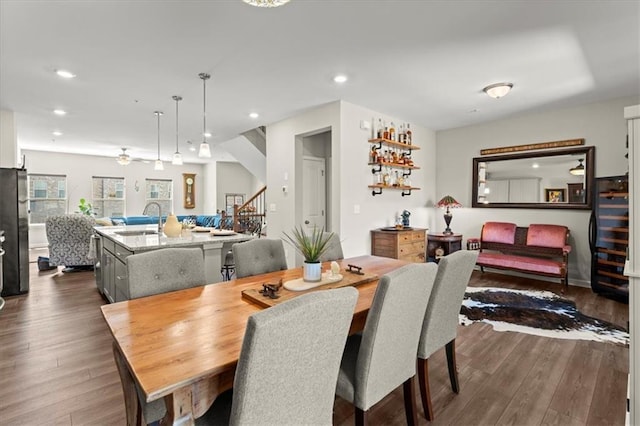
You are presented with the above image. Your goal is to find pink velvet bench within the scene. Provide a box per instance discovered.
[476,222,572,291]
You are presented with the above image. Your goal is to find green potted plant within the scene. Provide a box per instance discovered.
[78,198,94,216]
[283,226,333,282]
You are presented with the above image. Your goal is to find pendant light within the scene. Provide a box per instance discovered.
[198,73,212,158]
[569,158,585,176]
[154,111,164,171]
[172,95,183,165]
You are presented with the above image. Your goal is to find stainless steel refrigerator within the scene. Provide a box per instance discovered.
[0,167,29,296]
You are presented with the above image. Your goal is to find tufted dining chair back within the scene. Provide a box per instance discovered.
[232,238,288,278]
[45,214,96,268]
[126,247,205,299]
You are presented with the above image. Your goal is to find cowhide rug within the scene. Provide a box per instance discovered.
[460,287,629,346]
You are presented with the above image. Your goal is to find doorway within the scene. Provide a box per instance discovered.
[296,129,332,234]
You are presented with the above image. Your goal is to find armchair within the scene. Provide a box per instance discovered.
[45,214,96,271]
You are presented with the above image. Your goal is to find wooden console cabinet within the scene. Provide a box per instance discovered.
[370,228,426,263]
[427,233,463,262]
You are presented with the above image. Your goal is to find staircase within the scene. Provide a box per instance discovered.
[233,186,266,235]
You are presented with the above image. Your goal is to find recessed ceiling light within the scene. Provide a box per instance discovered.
[53,109,67,115]
[483,82,513,99]
[333,74,348,83]
[52,131,63,136]
[55,69,76,79]
[203,132,212,138]
[249,112,259,119]
[532,163,540,168]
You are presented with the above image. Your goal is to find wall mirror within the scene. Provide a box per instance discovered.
[472,146,595,209]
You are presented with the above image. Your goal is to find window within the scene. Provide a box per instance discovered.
[28,174,67,224]
[92,176,125,218]
[145,179,172,215]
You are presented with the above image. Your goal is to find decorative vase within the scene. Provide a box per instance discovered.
[163,214,182,238]
[303,261,322,282]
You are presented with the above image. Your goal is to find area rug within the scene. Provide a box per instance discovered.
[460,287,629,346]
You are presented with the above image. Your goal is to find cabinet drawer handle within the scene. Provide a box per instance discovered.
[116,275,127,280]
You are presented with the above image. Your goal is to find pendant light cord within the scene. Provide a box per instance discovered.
[199,73,210,143]
[172,95,182,152]
[154,111,163,160]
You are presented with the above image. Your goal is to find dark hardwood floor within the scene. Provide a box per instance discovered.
[0,259,629,425]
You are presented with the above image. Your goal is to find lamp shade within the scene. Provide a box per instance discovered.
[436,195,462,209]
[198,142,211,158]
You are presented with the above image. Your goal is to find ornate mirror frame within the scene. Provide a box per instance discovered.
[472,146,595,209]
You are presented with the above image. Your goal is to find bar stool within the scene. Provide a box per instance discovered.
[220,250,235,281]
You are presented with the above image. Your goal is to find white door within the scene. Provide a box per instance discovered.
[302,157,326,232]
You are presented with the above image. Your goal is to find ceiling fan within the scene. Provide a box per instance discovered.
[115,148,151,165]
[116,148,131,165]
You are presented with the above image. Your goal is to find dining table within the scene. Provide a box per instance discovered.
[101,254,409,425]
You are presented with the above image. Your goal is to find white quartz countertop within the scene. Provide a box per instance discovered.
[95,225,253,251]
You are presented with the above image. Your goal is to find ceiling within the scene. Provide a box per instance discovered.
[1,0,639,165]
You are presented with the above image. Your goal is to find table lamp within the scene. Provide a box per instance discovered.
[436,195,462,235]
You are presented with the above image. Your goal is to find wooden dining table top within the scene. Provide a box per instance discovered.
[100,254,408,418]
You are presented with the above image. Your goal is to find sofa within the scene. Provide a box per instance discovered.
[475,222,571,291]
[109,214,221,228]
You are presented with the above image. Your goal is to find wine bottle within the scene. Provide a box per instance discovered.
[389,122,396,141]
[377,118,384,139]
[406,123,412,145]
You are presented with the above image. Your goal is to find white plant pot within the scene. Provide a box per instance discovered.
[303,261,322,282]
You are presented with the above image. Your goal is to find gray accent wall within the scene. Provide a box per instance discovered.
[436,96,636,286]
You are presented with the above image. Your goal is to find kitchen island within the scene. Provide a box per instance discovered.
[94,225,253,303]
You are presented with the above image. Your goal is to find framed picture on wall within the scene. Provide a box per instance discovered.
[545,188,566,203]
[225,193,244,214]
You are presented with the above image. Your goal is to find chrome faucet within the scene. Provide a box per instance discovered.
[142,202,163,233]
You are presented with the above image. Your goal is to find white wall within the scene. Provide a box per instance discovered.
[266,100,436,267]
[436,96,636,285]
[22,149,205,246]
[216,161,261,211]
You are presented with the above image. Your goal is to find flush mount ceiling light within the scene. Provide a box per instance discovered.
[483,82,513,99]
[333,74,348,83]
[154,111,164,171]
[172,95,183,166]
[198,73,212,158]
[569,158,585,176]
[249,112,259,119]
[55,69,76,79]
[116,148,131,166]
[53,109,67,115]
[52,131,63,136]
[243,0,291,7]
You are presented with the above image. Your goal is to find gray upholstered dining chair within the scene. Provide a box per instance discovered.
[417,250,478,420]
[232,238,288,278]
[335,262,438,426]
[125,247,206,299]
[196,286,359,425]
[319,232,344,262]
[114,247,206,425]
